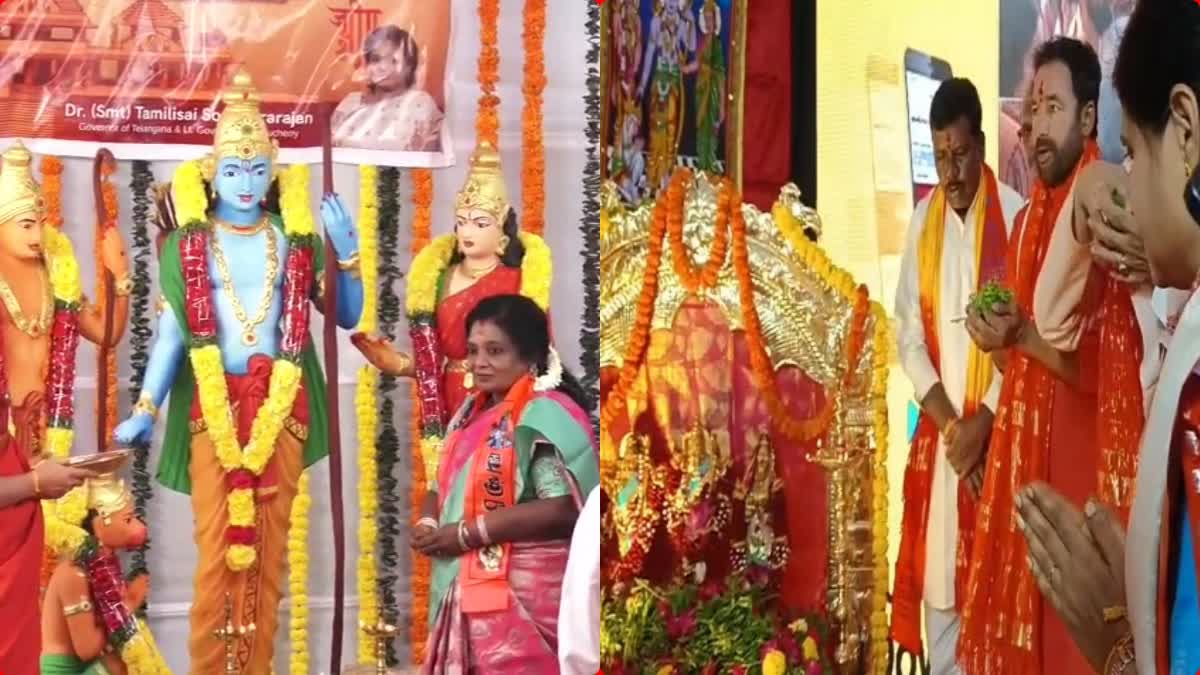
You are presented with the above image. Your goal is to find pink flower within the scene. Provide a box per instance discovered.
[665,607,698,639]
[698,577,725,601]
[731,665,749,675]
[806,660,823,675]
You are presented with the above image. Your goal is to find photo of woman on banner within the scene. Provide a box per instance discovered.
[332,24,445,153]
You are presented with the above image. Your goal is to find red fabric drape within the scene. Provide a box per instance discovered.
[742,0,792,210]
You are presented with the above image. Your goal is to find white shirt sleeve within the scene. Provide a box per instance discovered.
[894,197,941,403]
[558,488,600,674]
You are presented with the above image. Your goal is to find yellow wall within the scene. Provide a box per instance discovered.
[816,0,1000,576]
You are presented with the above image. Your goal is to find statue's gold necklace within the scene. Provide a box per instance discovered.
[214,217,269,237]
[0,267,52,338]
[461,260,499,279]
[209,224,280,347]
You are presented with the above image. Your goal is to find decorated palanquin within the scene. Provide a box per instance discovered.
[599,169,891,675]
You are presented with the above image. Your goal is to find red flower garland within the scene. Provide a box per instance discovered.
[45,305,81,427]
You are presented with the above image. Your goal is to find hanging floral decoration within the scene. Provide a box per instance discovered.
[288,471,311,675]
[580,0,602,420]
[355,164,382,661]
[127,160,156,578]
[521,0,547,235]
[476,0,501,146]
[374,166,403,666]
[408,167,434,664]
[172,160,316,571]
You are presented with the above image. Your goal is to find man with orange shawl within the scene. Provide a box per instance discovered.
[959,36,1149,675]
[891,77,1024,675]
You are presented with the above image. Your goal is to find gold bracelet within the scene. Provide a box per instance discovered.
[113,275,134,297]
[62,598,93,617]
[133,393,158,420]
[1103,632,1135,675]
[336,251,362,278]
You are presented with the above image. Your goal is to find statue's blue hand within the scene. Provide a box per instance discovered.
[113,414,154,445]
[321,194,357,259]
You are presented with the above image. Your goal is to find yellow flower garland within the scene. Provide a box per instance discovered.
[175,161,315,571]
[772,201,891,674]
[41,225,88,546]
[355,164,382,662]
[120,621,172,674]
[404,231,552,316]
[288,470,311,675]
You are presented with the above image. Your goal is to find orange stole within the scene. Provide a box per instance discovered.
[958,143,1098,675]
[1094,276,1144,522]
[891,166,1008,654]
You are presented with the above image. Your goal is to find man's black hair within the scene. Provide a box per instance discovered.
[1033,36,1101,138]
[930,77,984,141]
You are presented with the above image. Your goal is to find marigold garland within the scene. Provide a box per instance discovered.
[667,169,729,294]
[476,0,501,146]
[409,168,434,664]
[521,0,547,235]
[173,161,316,571]
[355,164,382,662]
[288,471,311,675]
[40,156,64,229]
[95,159,119,456]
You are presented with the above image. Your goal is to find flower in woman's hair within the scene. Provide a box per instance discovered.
[761,648,787,675]
[664,606,697,639]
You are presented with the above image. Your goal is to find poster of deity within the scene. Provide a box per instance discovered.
[998,0,1133,198]
[601,0,745,203]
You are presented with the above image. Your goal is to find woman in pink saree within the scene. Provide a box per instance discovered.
[413,294,598,674]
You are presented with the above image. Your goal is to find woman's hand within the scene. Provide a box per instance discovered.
[965,302,1023,353]
[1016,482,1129,672]
[1075,162,1151,286]
[413,524,464,559]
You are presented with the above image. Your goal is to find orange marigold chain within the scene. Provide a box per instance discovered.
[409,168,434,664]
[666,169,730,294]
[598,171,669,432]
[521,0,547,235]
[476,0,501,146]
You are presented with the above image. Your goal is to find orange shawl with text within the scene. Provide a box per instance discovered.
[892,165,1009,654]
[958,142,1100,674]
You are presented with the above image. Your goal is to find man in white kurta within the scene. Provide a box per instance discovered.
[891,77,1024,675]
[558,487,599,674]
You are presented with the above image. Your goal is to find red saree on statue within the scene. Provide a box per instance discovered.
[435,265,521,420]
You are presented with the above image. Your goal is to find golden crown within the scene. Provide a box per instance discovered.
[454,141,510,222]
[0,141,45,226]
[204,68,277,179]
[86,473,132,519]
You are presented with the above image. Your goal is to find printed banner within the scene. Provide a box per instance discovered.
[0,0,454,167]
[999,0,1130,198]
[601,0,744,204]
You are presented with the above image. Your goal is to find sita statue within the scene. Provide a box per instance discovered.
[352,140,553,500]
[40,466,170,674]
[0,142,127,674]
[112,68,363,673]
